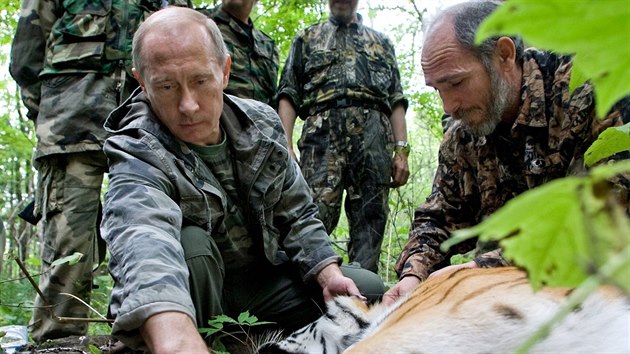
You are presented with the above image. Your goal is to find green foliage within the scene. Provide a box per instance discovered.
[0,0,20,46]
[199,311,273,353]
[50,252,83,267]
[88,265,115,336]
[476,0,630,118]
[450,251,474,265]
[0,268,34,326]
[87,343,102,354]
[254,0,326,64]
[443,161,630,292]
[584,123,630,167]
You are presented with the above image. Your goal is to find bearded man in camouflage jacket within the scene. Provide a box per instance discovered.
[277,0,410,273]
[9,0,190,341]
[198,0,279,107]
[102,8,382,352]
[383,0,629,306]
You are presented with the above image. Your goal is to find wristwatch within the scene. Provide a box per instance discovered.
[394,141,410,157]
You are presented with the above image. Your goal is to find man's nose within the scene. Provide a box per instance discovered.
[179,87,199,115]
[439,92,458,116]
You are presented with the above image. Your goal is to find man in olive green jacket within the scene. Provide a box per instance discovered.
[102,8,382,352]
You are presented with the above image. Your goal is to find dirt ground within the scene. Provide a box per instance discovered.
[10,334,255,354]
[11,335,139,354]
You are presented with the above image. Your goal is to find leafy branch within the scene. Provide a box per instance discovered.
[199,311,273,353]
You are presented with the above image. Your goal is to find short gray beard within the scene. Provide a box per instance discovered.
[455,66,512,137]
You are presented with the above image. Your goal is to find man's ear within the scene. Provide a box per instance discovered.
[222,54,232,90]
[496,36,517,70]
[132,68,147,93]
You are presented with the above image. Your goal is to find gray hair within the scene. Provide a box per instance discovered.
[132,6,228,78]
[429,1,524,71]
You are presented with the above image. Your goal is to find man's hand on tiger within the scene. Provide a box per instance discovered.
[382,275,421,307]
[317,263,365,302]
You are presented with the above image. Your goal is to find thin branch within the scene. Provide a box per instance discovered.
[13,257,114,324]
[59,292,108,320]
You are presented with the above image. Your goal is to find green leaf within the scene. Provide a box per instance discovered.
[25,256,42,268]
[447,177,590,290]
[87,343,102,354]
[237,311,254,324]
[198,322,223,336]
[209,314,238,325]
[476,0,630,118]
[450,251,474,265]
[568,55,588,93]
[579,174,630,295]
[245,320,275,327]
[589,160,630,182]
[50,252,84,267]
[584,124,630,167]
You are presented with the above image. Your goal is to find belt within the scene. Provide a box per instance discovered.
[308,98,390,116]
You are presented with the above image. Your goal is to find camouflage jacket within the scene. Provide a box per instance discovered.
[9,0,190,159]
[278,14,407,118]
[102,90,340,348]
[198,6,279,107]
[396,49,630,281]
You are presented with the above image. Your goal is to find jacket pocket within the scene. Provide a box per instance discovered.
[180,194,214,230]
[304,50,338,93]
[366,54,391,97]
[47,0,112,70]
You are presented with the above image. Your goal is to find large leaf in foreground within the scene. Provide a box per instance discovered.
[584,124,630,167]
[476,0,630,118]
[444,178,588,290]
[443,162,630,291]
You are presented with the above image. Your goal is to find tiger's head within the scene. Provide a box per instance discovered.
[257,296,374,354]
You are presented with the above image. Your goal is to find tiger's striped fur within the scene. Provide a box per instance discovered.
[258,267,630,354]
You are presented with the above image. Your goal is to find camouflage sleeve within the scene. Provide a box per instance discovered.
[260,108,341,279]
[269,41,281,109]
[102,135,195,348]
[394,125,480,281]
[473,249,510,268]
[277,34,305,114]
[10,0,60,120]
[382,36,408,111]
[236,100,341,280]
[277,156,341,281]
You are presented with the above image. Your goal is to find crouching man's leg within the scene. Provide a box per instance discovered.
[181,225,226,330]
[223,262,384,332]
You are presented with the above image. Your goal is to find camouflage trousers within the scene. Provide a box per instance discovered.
[298,107,393,272]
[30,152,107,342]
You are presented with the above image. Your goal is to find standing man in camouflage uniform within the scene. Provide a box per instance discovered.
[383,0,629,306]
[198,0,279,106]
[9,0,190,341]
[277,0,410,273]
[102,8,382,352]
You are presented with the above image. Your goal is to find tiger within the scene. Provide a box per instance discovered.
[258,266,630,354]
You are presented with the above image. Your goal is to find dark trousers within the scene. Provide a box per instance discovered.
[180,225,384,331]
